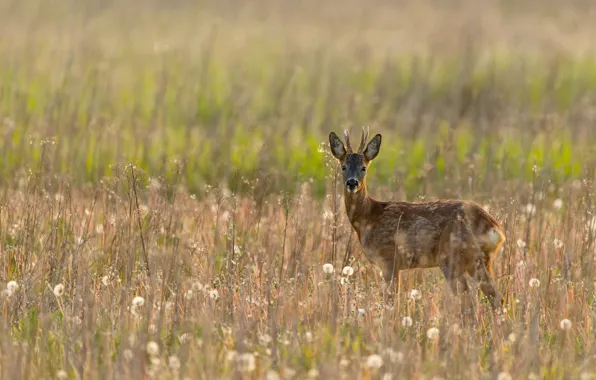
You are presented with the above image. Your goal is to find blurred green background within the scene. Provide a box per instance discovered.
[1,0,596,198]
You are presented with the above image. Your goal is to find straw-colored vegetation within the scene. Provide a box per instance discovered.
[1,0,595,379]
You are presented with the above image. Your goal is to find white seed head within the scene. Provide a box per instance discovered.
[401,316,413,327]
[6,281,19,293]
[209,289,219,300]
[305,331,313,343]
[53,284,65,297]
[497,372,512,380]
[265,370,281,380]
[132,296,145,307]
[236,352,256,373]
[560,318,572,330]
[409,289,421,301]
[553,199,563,210]
[516,239,527,249]
[146,341,159,356]
[123,349,134,362]
[426,327,440,341]
[342,266,354,276]
[56,370,68,379]
[508,333,516,342]
[101,276,110,286]
[357,308,366,317]
[366,354,383,369]
[529,278,540,288]
[553,238,564,249]
[322,263,334,274]
[168,355,181,370]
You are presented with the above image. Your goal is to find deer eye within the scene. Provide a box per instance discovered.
[361,167,367,172]
[341,166,346,171]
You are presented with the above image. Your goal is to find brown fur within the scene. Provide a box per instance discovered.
[329,128,506,309]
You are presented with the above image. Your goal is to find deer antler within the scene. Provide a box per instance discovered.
[343,129,353,153]
[357,126,369,153]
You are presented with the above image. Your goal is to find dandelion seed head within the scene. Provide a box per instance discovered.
[53,284,65,297]
[56,370,68,379]
[322,263,334,274]
[366,354,383,369]
[236,352,256,373]
[553,199,563,210]
[516,239,526,249]
[342,266,354,276]
[146,341,159,356]
[401,316,413,327]
[409,289,421,301]
[426,327,440,340]
[209,289,219,300]
[497,372,512,380]
[529,278,540,288]
[168,356,181,370]
[101,276,110,286]
[132,296,145,307]
[123,349,133,361]
[6,281,19,293]
[560,318,572,330]
[357,308,366,317]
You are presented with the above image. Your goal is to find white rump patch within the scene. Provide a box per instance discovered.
[485,228,502,247]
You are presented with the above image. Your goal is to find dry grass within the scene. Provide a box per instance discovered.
[1,0,596,379]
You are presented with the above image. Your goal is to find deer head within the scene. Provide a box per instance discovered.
[328,127,382,193]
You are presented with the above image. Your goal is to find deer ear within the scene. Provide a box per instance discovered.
[329,132,347,160]
[363,134,382,161]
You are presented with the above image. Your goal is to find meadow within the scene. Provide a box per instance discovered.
[1,0,595,379]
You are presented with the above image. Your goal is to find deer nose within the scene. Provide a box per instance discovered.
[346,179,359,189]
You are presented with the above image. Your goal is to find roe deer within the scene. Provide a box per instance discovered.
[328,128,506,309]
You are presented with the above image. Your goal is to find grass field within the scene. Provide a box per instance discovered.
[1,0,596,379]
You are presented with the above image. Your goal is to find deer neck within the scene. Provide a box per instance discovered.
[344,181,373,238]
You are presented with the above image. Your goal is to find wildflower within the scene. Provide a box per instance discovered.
[401,316,413,327]
[132,296,145,307]
[409,289,421,301]
[236,352,256,373]
[529,278,540,288]
[168,356,181,370]
[497,372,512,380]
[426,327,440,341]
[366,354,383,369]
[516,239,526,249]
[553,199,563,210]
[6,281,19,295]
[322,263,334,274]
[146,341,159,356]
[342,266,354,276]
[209,289,219,300]
[553,238,564,249]
[560,318,572,330]
[53,284,65,297]
[57,370,68,379]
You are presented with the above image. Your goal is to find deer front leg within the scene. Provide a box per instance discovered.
[468,254,504,310]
